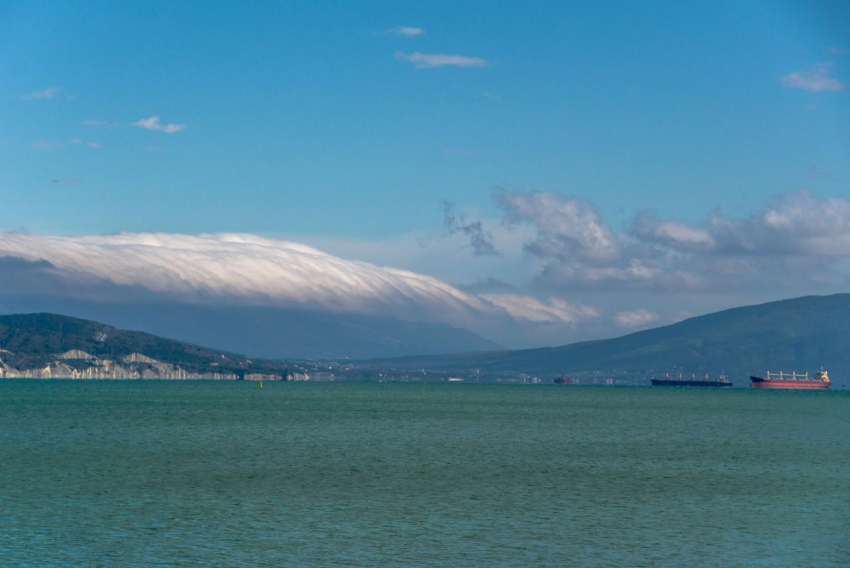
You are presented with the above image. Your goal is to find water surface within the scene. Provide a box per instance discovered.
[1,382,848,565]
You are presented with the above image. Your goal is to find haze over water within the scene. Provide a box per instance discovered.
[1,381,848,565]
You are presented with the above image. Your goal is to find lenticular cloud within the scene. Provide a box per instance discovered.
[0,232,490,319]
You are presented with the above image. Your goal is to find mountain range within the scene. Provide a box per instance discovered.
[0,313,286,379]
[2,295,848,385]
[363,294,850,382]
[0,299,501,360]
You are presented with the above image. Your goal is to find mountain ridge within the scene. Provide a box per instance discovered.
[361,294,850,381]
[0,313,286,379]
[0,300,502,360]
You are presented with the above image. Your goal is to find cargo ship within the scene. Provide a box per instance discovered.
[651,373,733,388]
[750,368,831,390]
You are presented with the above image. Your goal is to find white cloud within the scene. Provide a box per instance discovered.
[0,232,497,325]
[481,293,598,324]
[69,138,83,144]
[829,47,850,55]
[496,191,621,262]
[387,27,424,36]
[638,191,850,258]
[31,139,64,150]
[22,87,62,100]
[395,51,489,69]
[83,120,119,129]
[615,309,659,329]
[446,189,850,295]
[86,142,102,148]
[632,214,715,252]
[781,63,845,92]
[133,116,187,133]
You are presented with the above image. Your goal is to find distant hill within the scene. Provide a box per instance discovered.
[364,295,850,381]
[0,300,502,360]
[0,313,285,379]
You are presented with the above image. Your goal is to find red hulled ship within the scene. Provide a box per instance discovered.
[750,368,831,390]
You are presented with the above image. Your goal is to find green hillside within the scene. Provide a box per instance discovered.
[365,294,850,379]
[0,313,283,377]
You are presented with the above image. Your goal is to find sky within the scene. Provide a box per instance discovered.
[1,0,849,347]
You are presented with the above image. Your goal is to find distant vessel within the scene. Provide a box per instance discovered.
[651,373,733,388]
[750,369,831,390]
[553,375,576,385]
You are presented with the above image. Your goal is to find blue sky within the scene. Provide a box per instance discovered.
[1,0,849,346]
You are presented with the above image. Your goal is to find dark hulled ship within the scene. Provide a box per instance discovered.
[651,373,733,388]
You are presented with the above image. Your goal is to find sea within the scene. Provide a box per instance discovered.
[1,381,848,566]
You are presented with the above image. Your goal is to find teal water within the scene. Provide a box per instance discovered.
[1,382,848,566]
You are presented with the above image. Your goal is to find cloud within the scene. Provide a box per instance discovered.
[829,47,850,55]
[50,178,77,184]
[395,51,489,69]
[481,293,598,324]
[458,189,850,294]
[31,139,64,150]
[69,138,102,148]
[133,116,187,133]
[144,146,170,153]
[635,190,850,257]
[83,120,119,129]
[386,27,424,36]
[0,232,499,326]
[495,191,620,262]
[632,213,715,252]
[781,63,845,92]
[615,309,659,329]
[21,87,62,100]
[442,202,499,256]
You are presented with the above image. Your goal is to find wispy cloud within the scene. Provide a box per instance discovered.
[132,116,187,133]
[83,119,120,129]
[31,139,64,150]
[442,202,499,256]
[482,293,598,324]
[615,309,659,329]
[781,63,845,92]
[144,145,170,153]
[829,47,850,55]
[69,138,102,148]
[386,27,424,36]
[395,51,489,69]
[21,87,63,100]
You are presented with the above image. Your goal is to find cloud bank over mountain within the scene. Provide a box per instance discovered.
[0,233,496,322]
[2,189,848,349]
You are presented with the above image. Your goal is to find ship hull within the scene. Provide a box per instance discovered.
[651,379,733,387]
[750,376,830,390]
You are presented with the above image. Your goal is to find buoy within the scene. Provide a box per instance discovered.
[260,380,263,388]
